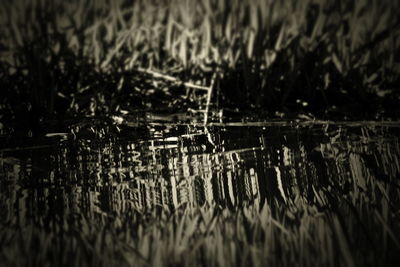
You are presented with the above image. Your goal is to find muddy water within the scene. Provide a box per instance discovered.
[1,122,400,265]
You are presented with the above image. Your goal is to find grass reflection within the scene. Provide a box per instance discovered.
[1,124,400,266]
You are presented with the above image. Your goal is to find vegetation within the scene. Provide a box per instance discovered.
[0,0,399,129]
[1,163,400,267]
[1,1,399,265]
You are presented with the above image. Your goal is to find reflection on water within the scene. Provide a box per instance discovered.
[1,123,400,266]
[2,124,399,214]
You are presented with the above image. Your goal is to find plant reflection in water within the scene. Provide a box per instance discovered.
[1,123,400,266]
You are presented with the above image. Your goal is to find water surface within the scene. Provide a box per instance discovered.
[1,121,400,266]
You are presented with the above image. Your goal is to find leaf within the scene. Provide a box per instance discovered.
[179,34,188,66]
[331,53,343,73]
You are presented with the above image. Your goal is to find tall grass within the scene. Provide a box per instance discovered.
[0,0,399,119]
[0,194,398,266]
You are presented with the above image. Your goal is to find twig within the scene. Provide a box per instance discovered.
[137,67,210,91]
[136,67,216,125]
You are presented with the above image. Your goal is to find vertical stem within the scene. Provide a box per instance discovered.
[204,72,217,125]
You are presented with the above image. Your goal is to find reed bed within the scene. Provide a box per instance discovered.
[0,192,399,267]
[1,0,399,121]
